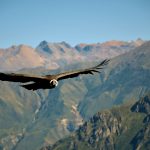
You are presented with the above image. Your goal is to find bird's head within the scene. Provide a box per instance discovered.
[50,79,58,87]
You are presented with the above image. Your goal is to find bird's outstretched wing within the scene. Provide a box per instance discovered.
[0,72,47,83]
[0,59,109,84]
[55,59,110,81]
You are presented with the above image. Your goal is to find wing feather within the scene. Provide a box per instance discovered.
[0,59,110,83]
[0,72,48,83]
[55,59,110,81]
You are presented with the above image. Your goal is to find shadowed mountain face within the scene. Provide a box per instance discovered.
[131,95,150,114]
[41,94,150,150]
[0,40,150,150]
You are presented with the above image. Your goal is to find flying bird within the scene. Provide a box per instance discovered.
[0,59,109,90]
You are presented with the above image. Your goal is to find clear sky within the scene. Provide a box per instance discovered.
[0,0,150,48]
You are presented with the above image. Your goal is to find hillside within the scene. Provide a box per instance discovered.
[78,41,150,119]
[0,40,149,150]
[41,93,150,150]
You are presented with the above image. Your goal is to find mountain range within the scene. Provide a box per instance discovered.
[42,93,150,150]
[0,39,149,150]
[0,39,144,71]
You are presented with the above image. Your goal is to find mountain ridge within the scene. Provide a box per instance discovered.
[0,39,145,71]
[0,40,149,150]
[41,93,150,150]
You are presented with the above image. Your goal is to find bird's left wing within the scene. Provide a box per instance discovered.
[0,72,48,83]
[55,59,110,81]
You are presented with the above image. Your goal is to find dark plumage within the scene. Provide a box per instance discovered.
[0,59,109,90]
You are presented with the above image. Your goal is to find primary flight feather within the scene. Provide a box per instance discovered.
[0,59,109,90]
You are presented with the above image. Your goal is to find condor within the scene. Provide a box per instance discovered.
[0,59,109,90]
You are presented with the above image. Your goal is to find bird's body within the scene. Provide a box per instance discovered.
[0,59,109,90]
[21,78,58,90]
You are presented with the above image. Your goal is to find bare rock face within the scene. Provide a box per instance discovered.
[131,124,150,150]
[76,110,122,150]
[143,114,150,123]
[0,40,149,150]
[41,94,150,150]
[131,95,150,114]
[130,94,150,150]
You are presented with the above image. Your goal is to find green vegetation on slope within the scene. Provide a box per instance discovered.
[0,41,150,150]
[42,94,150,150]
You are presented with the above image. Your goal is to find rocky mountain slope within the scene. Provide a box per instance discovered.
[42,93,150,150]
[0,40,149,150]
[78,41,150,119]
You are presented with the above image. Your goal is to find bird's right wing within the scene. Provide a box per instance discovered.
[55,59,110,81]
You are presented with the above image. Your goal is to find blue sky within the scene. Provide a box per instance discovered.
[0,0,150,48]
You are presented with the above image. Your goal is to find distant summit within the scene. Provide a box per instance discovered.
[37,40,53,54]
[0,39,146,71]
[0,40,149,150]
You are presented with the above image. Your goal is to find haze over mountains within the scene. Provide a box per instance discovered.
[0,39,144,71]
[0,39,150,150]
